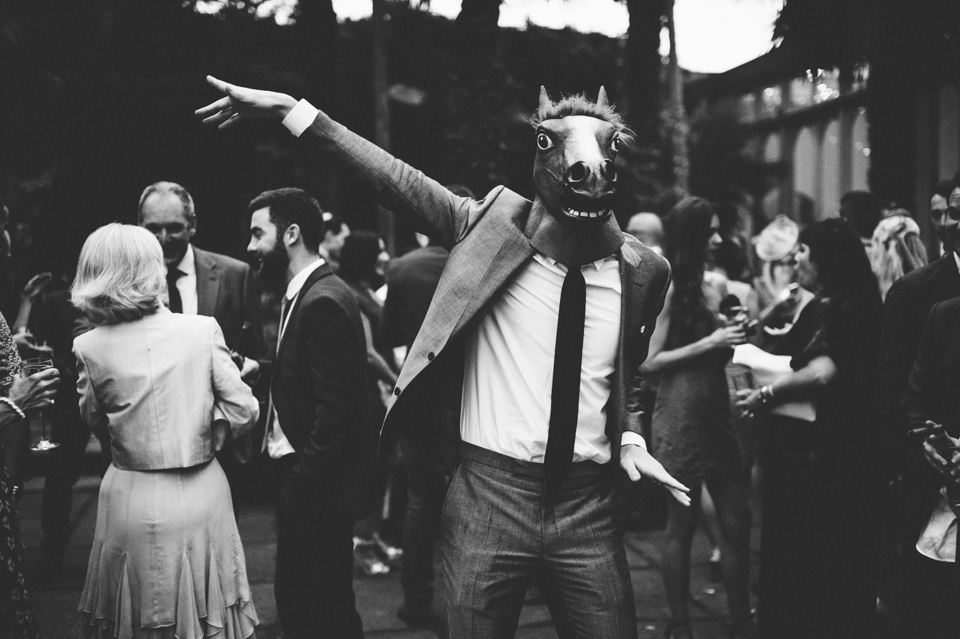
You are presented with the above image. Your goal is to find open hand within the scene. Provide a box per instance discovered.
[621,444,691,506]
[195,76,299,130]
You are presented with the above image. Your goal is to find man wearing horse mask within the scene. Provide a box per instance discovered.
[197,77,689,639]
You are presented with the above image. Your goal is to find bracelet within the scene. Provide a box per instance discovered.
[759,385,775,404]
[0,396,25,420]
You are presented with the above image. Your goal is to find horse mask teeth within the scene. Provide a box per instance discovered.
[533,86,622,225]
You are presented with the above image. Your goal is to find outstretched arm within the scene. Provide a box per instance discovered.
[196,76,482,247]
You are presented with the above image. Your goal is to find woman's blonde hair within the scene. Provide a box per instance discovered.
[869,214,928,301]
[71,223,166,325]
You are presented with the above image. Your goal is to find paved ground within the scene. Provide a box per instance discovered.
[19,474,760,639]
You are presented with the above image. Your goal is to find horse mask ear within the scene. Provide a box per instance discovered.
[596,86,609,109]
[538,86,551,119]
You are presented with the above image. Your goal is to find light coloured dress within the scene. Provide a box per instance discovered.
[74,309,259,639]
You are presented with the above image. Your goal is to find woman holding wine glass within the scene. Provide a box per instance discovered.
[0,315,60,639]
[72,224,260,638]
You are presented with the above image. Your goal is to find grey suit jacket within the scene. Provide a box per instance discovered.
[74,309,259,471]
[300,111,671,469]
[193,247,264,360]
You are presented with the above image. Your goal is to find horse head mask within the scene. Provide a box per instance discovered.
[531,86,629,227]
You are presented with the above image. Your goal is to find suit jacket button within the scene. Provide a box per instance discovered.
[427,352,435,361]
[394,387,401,396]
[640,325,646,334]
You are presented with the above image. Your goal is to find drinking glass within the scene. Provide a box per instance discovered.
[22,357,58,452]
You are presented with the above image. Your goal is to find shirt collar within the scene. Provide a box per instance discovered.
[953,251,960,274]
[534,252,616,273]
[285,257,326,301]
[175,244,196,276]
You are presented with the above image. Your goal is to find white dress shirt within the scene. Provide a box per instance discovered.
[164,244,198,315]
[283,99,647,460]
[917,487,956,562]
[264,258,326,459]
[461,253,643,464]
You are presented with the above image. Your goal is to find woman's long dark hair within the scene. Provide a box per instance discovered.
[338,230,382,288]
[799,218,883,319]
[663,197,717,348]
[798,218,883,373]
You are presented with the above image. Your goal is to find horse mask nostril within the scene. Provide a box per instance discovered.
[601,160,616,181]
[568,162,588,184]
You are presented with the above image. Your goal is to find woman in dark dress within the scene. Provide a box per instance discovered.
[645,198,754,639]
[736,218,884,639]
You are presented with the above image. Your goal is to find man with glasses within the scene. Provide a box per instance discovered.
[877,172,960,625]
[928,179,955,258]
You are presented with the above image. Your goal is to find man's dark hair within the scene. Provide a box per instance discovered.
[949,171,960,196]
[249,188,324,252]
[322,212,344,236]
[840,190,882,239]
[933,179,955,200]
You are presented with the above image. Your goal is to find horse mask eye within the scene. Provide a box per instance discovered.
[537,133,554,150]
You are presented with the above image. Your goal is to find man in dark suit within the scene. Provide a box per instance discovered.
[199,78,688,639]
[139,181,264,499]
[900,295,960,638]
[246,187,369,638]
[138,182,263,364]
[380,231,452,629]
[877,174,960,617]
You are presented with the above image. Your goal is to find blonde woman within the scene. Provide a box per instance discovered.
[72,224,259,638]
[870,212,928,300]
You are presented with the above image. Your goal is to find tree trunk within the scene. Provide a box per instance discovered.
[372,0,395,254]
[665,0,689,191]
[620,0,668,211]
[447,0,505,192]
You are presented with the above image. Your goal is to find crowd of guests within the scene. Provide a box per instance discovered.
[620,178,960,639]
[0,109,958,639]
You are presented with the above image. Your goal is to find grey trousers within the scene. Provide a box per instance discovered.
[442,442,637,639]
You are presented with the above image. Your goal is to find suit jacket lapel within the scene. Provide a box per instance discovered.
[611,241,644,433]
[274,263,332,370]
[452,224,535,336]
[194,248,221,317]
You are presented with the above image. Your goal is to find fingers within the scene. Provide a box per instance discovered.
[735,389,751,400]
[220,113,243,130]
[196,97,234,121]
[667,486,692,507]
[205,75,234,95]
[923,440,948,467]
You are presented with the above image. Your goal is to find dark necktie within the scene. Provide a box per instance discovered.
[166,268,184,313]
[544,266,587,499]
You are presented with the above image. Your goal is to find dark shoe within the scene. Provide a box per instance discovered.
[372,531,404,562]
[353,537,391,576]
[397,605,441,630]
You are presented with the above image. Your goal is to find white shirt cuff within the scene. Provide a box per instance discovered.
[282,99,320,138]
[620,431,647,451]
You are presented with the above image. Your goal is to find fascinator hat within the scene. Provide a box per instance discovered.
[753,215,800,263]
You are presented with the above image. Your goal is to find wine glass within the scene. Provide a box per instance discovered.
[22,357,58,452]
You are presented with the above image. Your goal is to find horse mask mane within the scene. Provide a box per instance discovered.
[531,86,631,226]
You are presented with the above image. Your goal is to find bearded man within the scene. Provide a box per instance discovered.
[246,187,370,638]
[200,78,688,639]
